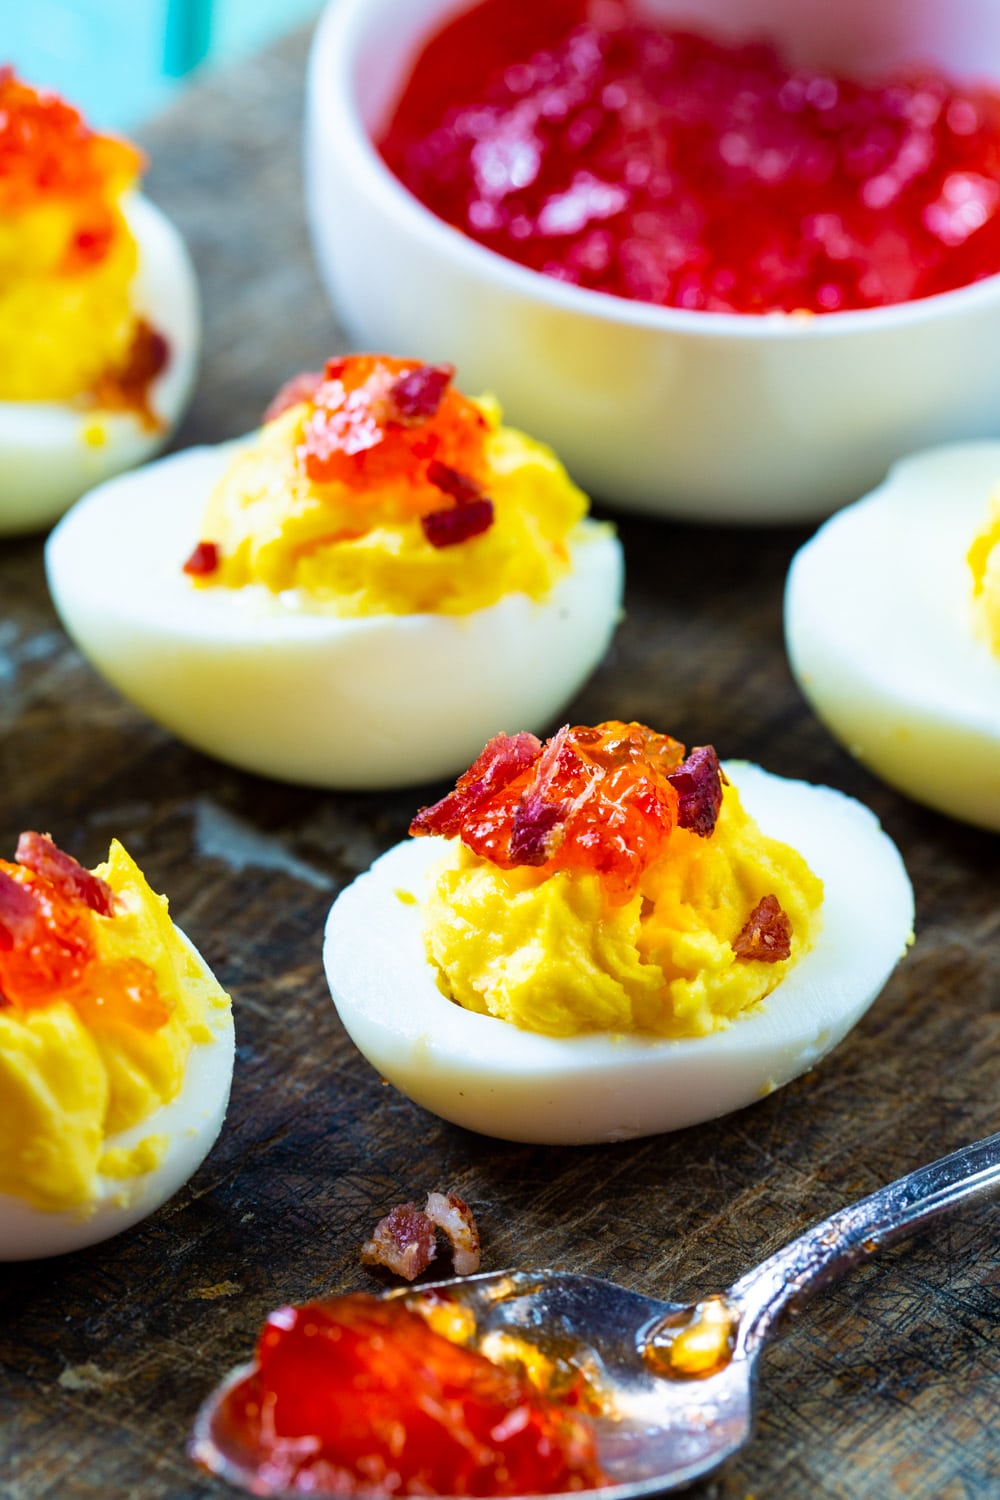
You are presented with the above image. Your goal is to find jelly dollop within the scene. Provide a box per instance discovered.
[0,832,170,1032]
[0,67,141,266]
[210,1293,605,1496]
[411,722,727,904]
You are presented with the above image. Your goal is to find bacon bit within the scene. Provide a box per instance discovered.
[426,459,484,504]
[421,497,494,548]
[732,894,792,963]
[424,1191,481,1276]
[88,318,170,430]
[15,832,115,916]
[263,369,325,423]
[509,724,573,865]
[0,870,40,952]
[509,798,566,865]
[411,731,543,839]
[666,745,726,838]
[182,540,221,577]
[388,362,454,423]
[71,223,114,267]
[362,1192,483,1282]
[361,1203,438,1282]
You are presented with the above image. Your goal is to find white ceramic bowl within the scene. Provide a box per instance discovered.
[306,0,1000,522]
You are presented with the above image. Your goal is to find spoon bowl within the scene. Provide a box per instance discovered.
[191,1131,1000,1496]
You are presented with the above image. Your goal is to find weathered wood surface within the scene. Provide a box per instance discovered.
[1,25,998,1500]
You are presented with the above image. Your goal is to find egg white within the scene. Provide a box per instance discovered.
[785,441,1000,832]
[0,194,200,537]
[45,443,623,789]
[0,930,234,1262]
[322,763,914,1145]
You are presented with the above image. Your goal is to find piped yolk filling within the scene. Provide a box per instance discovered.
[413,724,823,1038]
[0,838,229,1213]
[968,494,1000,655]
[188,354,594,616]
[0,69,154,404]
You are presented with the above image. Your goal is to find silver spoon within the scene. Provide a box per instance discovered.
[192,1131,1000,1496]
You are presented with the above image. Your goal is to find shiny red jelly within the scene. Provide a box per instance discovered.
[411,722,709,904]
[214,1293,604,1496]
[380,0,1000,313]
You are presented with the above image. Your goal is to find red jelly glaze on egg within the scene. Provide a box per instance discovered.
[0,67,143,242]
[298,354,490,497]
[213,1293,605,1496]
[0,834,170,1030]
[412,721,704,903]
[380,0,1000,314]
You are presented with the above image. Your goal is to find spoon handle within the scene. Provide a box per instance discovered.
[730,1129,1000,1350]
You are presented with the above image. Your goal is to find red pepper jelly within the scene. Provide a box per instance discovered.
[210,1293,604,1496]
[379,0,1000,314]
[410,722,725,905]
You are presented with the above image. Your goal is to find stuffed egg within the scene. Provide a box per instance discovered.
[0,70,199,534]
[323,721,914,1144]
[46,355,622,788]
[785,442,1000,831]
[0,831,233,1259]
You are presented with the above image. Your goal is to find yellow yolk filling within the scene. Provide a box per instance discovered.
[423,782,823,1038]
[197,398,592,616]
[0,201,138,401]
[0,841,230,1213]
[968,494,1000,656]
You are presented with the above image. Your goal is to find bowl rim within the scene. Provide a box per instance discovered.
[309,0,1000,342]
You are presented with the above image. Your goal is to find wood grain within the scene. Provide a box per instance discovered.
[1,24,998,1500]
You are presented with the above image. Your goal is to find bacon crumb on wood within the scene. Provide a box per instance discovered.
[360,1203,437,1282]
[424,1190,481,1276]
[361,1190,482,1281]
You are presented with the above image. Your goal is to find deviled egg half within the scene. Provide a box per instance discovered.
[47,355,622,788]
[324,721,914,1145]
[0,832,233,1259]
[785,441,1000,831]
[0,70,199,534]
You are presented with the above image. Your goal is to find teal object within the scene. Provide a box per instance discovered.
[165,0,213,78]
[1,0,322,131]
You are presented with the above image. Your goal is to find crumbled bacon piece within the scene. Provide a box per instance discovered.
[426,460,484,504]
[0,870,40,952]
[411,731,543,840]
[361,1192,483,1281]
[88,318,170,430]
[15,832,115,916]
[667,745,726,838]
[263,369,325,423]
[508,725,573,865]
[361,1203,438,1282]
[509,797,566,865]
[424,1191,481,1276]
[388,362,454,422]
[732,894,792,963]
[421,497,494,548]
[182,540,220,577]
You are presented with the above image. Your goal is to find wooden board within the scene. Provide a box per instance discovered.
[1,26,998,1500]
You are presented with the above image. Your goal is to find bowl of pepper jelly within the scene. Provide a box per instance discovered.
[306,0,1000,522]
